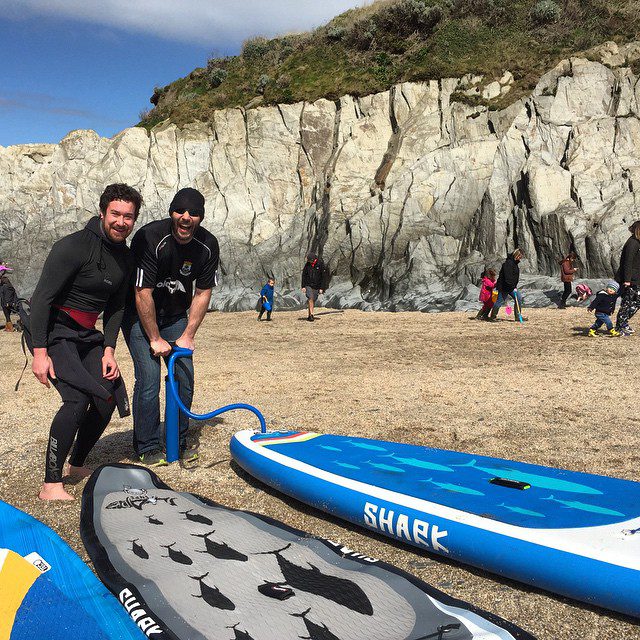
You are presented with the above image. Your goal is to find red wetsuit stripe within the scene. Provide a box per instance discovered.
[54,305,100,329]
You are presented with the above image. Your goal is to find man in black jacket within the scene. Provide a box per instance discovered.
[488,249,524,322]
[301,253,328,322]
[30,183,141,500]
[615,221,640,335]
[123,187,219,465]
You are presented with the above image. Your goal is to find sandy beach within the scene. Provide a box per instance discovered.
[1,306,638,640]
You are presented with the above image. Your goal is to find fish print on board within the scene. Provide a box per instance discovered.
[291,608,342,640]
[190,572,235,610]
[179,509,214,526]
[191,530,248,561]
[345,440,387,452]
[257,544,373,615]
[226,623,256,640]
[542,495,625,516]
[498,504,545,518]
[455,460,602,495]
[160,542,193,565]
[129,538,149,559]
[381,454,454,473]
[422,478,485,496]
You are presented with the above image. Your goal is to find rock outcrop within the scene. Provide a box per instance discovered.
[1,41,639,311]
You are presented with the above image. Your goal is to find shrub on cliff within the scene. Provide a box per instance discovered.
[531,0,561,25]
[207,67,228,88]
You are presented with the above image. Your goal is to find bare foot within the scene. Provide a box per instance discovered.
[63,463,93,479]
[38,482,75,501]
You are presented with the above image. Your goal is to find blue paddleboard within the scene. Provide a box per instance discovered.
[0,500,145,639]
[231,430,640,618]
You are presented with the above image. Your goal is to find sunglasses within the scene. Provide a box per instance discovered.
[173,208,204,218]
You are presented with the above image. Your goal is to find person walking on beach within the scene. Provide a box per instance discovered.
[123,187,219,465]
[258,276,275,321]
[302,253,328,322]
[0,263,18,332]
[488,249,524,322]
[475,268,497,320]
[29,183,141,500]
[587,282,620,337]
[558,252,578,308]
[614,221,640,336]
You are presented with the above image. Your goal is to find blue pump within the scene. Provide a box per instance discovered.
[165,346,267,463]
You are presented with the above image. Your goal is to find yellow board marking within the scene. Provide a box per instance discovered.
[257,432,320,446]
[0,549,41,640]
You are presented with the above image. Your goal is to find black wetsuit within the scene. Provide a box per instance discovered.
[30,216,134,483]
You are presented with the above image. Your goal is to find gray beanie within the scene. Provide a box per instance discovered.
[606,281,620,292]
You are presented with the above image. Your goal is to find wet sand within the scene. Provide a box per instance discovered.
[1,306,638,639]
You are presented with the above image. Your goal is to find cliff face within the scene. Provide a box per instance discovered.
[2,42,639,311]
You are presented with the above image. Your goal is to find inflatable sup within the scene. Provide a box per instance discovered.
[81,464,534,640]
[0,500,144,639]
[231,430,640,618]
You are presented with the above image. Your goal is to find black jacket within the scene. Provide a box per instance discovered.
[615,236,640,286]
[496,256,520,293]
[588,290,617,315]
[301,256,329,290]
[30,216,134,348]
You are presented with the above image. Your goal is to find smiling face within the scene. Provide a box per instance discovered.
[170,209,202,244]
[101,199,137,242]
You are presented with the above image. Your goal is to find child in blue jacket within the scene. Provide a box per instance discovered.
[258,277,275,321]
[587,281,620,336]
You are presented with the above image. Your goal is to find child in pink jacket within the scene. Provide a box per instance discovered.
[475,268,497,320]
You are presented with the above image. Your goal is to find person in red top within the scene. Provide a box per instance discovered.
[558,252,578,308]
[475,268,497,320]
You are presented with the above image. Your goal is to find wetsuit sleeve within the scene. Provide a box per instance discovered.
[132,228,159,289]
[30,237,85,348]
[194,237,219,290]
[102,272,130,348]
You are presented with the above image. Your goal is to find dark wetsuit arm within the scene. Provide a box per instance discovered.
[30,238,85,348]
[102,284,128,349]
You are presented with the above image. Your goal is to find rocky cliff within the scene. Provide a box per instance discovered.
[2,41,639,311]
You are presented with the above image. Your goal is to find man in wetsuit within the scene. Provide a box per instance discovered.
[30,183,141,500]
[123,187,219,465]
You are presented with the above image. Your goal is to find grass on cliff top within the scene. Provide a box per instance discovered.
[139,0,640,129]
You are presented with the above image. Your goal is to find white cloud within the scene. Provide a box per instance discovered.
[2,0,372,47]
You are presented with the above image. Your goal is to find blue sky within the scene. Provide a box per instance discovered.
[0,1,367,147]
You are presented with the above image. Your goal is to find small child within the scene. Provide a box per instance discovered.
[475,268,497,320]
[574,283,592,303]
[587,281,620,337]
[258,276,275,322]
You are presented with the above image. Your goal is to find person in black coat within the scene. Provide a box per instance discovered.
[614,221,640,335]
[301,253,329,322]
[488,249,524,321]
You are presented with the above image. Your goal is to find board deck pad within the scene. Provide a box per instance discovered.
[0,500,144,640]
[230,430,640,618]
[81,464,535,640]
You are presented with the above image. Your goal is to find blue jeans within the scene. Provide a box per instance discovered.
[122,313,194,456]
[490,290,522,318]
[592,312,613,331]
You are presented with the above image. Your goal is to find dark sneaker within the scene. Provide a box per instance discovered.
[179,445,199,463]
[138,450,168,467]
[307,315,314,322]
